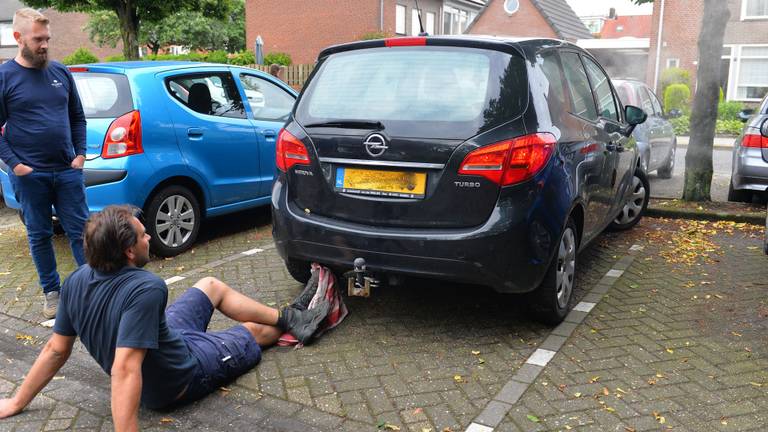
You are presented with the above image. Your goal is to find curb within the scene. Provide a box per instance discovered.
[646,205,764,224]
[676,143,734,151]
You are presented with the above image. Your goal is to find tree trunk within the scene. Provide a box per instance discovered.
[682,0,730,201]
[115,0,140,60]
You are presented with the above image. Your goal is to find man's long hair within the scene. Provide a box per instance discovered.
[84,205,139,273]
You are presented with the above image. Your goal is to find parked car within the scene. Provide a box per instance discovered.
[613,79,677,178]
[728,94,768,203]
[271,36,649,324]
[0,61,297,256]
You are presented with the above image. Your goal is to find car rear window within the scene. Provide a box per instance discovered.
[295,46,527,138]
[73,73,133,119]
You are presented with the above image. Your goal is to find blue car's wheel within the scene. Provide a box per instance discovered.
[146,185,200,257]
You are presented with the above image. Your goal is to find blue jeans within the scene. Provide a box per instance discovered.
[9,167,88,294]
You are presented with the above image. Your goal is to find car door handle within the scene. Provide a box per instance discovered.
[615,144,625,152]
[606,142,616,152]
[262,129,277,139]
[187,128,204,137]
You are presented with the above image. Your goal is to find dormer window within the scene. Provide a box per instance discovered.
[504,0,520,15]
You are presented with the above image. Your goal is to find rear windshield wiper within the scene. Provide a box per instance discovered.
[303,120,384,130]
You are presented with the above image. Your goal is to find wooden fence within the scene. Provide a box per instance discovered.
[249,64,315,91]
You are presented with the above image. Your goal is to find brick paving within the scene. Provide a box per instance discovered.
[0,206,766,431]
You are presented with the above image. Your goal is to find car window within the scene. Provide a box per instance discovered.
[636,84,655,117]
[614,82,635,107]
[239,74,295,121]
[582,57,619,121]
[73,73,133,119]
[646,87,664,116]
[166,72,246,119]
[560,52,598,121]
[539,51,570,124]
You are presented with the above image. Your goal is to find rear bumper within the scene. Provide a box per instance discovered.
[733,147,768,192]
[271,176,567,294]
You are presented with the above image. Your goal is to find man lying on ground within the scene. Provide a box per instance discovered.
[0,205,328,431]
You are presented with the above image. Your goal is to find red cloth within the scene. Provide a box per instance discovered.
[278,263,348,347]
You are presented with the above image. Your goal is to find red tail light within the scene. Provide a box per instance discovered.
[385,37,426,47]
[102,110,142,159]
[276,129,310,172]
[741,133,768,148]
[68,67,89,72]
[459,133,556,186]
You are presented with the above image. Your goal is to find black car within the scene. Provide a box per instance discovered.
[272,36,648,324]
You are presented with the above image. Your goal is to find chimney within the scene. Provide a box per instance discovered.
[609,8,617,19]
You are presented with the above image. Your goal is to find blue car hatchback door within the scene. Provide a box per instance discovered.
[0,61,297,256]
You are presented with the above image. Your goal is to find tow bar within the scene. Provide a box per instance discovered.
[344,257,379,297]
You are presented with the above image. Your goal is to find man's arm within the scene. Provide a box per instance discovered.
[66,68,87,168]
[0,333,75,418]
[111,347,146,432]
[0,78,24,173]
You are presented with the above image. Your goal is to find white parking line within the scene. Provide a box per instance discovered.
[240,248,264,256]
[606,269,624,278]
[629,244,645,252]
[465,423,494,432]
[526,349,557,367]
[165,276,186,285]
[574,301,596,313]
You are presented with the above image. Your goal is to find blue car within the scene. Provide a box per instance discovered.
[0,61,297,256]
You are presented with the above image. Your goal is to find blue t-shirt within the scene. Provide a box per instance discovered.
[54,265,197,409]
[0,59,86,171]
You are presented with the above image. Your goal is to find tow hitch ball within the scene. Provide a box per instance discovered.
[345,257,379,297]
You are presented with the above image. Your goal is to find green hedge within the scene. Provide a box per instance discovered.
[228,51,255,65]
[263,52,292,66]
[664,84,691,113]
[102,50,272,66]
[62,47,99,65]
[718,101,743,121]
[659,67,691,96]
[670,115,744,136]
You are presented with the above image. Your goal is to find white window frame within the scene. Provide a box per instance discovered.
[741,0,768,20]
[412,8,422,36]
[732,44,768,101]
[426,12,436,35]
[0,22,14,47]
[666,58,679,68]
[396,4,407,35]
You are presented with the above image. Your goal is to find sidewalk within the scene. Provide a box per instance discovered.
[677,136,737,150]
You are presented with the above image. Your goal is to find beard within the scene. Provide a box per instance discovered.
[133,252,150,269]
[21,43,48,69]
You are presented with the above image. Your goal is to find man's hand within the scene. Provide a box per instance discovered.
[0,397,23,419]
[71,155,85,170]
[12,163,33,176]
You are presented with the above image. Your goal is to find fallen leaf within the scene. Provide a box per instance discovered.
[266,301,277,307]
[471,350,481,355]
[382,425,400,431]
[589,376,601,383]
[653,411,666,424]
[605,407,616,413]
[602,387,610,396]
[574,392,582,398]
[616,387,628,394]
[413,408,423,415]
[624,427,637,432]
[526,414,540,423]
[565,426,572,430]
[160,418,174,424]
[478,358,485,364]
[656,373,665,378]
[422,429,432,432]
[0,271,10,275]
[749,382,764,387]
[732,331,742,337]
[558,384,567,392]
[666,348,674,354]
[52,376,65,380]
[453,375,466,383]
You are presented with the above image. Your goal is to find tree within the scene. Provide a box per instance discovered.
[636,0,730,201]
[84,0,244,56]
[23,0,232,59]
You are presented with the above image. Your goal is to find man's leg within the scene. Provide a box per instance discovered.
[52,168,88,267]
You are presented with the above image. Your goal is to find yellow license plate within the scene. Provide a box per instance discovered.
[335,167,427,198]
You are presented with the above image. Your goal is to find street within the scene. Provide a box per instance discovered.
[649,146,734,202]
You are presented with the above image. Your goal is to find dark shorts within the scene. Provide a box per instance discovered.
[166,287,262,404]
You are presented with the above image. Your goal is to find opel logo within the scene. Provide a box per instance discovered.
[363,133,388,157]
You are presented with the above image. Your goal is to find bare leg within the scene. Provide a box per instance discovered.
[241,322,282,346]
[193,277,279,326]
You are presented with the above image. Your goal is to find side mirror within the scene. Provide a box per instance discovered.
[622,105,647,136]
[666,108,682,119]
[739,109,755,123]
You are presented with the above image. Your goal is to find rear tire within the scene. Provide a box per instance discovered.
[285,258,312,284]
[609,168,649,231]
[145,185,201,257]
[727,180,752,203]
[528,218,578,326]
[657,142,675,179]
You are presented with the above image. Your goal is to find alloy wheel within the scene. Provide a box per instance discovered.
[155,194,196,248]
[556,227,576,309]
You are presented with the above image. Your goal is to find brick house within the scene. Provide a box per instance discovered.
[466,0,591,41]
[1,1,121,63]
[647,0,768,103]
[245,0,485,65]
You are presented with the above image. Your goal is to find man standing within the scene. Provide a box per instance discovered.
[0,8,89,318]
[0,205,328,429]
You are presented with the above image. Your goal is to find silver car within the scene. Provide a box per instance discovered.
[729,94,768,202]
[613,79,677,178]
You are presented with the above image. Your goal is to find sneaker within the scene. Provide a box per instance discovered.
[43,291,59,319]
[291,270,320,311]
[282,302,330,345]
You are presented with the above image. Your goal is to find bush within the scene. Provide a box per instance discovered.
[62,47,99,65]
[205,50,229,64]
[104,54,126,62]
[264,52,292,66]
[228,51,256,65]
[359,31,390,40]
[718,101,743,121]
[670,115,690,136]
[659,67,690,96]
[716,119,744,136]
[664,84,691,113]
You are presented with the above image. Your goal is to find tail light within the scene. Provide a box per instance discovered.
[741,133,768,148]
[102,110,142,159]
[385,37,427,47]
[459,133,556,186]
[276,129,310,172]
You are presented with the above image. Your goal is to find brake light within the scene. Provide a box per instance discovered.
[385,37,426,47]
[459,133,556,186]
[68,67,89,72]
[276,129,310,172]
[102,110,142,159]
[741,133,768,148]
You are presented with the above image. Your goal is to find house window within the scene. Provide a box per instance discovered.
[426,12,436,35]
[504,0,520,14]
[412,9,422,35]
[396,4,406,35]
[736,46,768,100]
[742,0,768,19]
[0,22,14,47]
[443,5,476,35]
[666,58,680,68]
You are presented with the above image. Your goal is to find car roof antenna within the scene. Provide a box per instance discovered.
[414,0,428,36]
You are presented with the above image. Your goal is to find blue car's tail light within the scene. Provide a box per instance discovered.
[102,110,143,159]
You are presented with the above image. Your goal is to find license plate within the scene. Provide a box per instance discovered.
[335,167,427,198]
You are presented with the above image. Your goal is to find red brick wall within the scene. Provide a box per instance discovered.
[467,0,558,39]
[646,0,703,92]
[44,9,122,62]
[724,0,768,44]
[246,0,384,65]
